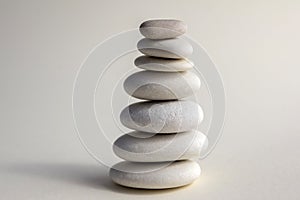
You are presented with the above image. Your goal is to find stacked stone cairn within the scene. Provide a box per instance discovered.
[109,19,208,189]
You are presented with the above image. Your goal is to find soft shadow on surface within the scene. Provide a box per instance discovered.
[1,162,189,195]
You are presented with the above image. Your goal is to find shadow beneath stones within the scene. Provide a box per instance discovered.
[1,162,188,195]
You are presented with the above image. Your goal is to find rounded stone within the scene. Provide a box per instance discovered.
[139,19,187,39]
[123,70,200,100]
[137,38,193,59]
[120,100,204,133]
[134,56,194,72]
[113,130,208,162]
[110,160,201,189]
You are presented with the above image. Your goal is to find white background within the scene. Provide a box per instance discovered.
[0,0,299,199]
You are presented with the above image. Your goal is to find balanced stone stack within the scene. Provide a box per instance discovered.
[109,19,208,189]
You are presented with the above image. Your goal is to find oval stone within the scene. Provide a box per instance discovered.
[113,130,208,162]
[110,160,200,189]
[123,71,200,100]
[120,100,204,133]
[139,19,187,39]
[134,56,194,72]
[137,38,193,59]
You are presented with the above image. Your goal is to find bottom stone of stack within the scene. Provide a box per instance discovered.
[109,160,200,189]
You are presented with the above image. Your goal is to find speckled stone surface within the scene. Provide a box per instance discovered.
[137,38,193,59]
[139,19,187,39]
[134,56,194,72]
[109,160,201,189]
[113,130,208,162]
[123,70,200,100]
[120,100,204,133]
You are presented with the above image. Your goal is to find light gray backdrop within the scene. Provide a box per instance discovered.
[0,0,299,199]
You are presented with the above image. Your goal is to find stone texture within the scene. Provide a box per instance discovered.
[139,19,187,39]
[123,70,200,100]
[120,100,204,133]
[134,56,194,72]
[137,38,193,59]
[113,130,208,162]
[109,160,201,189]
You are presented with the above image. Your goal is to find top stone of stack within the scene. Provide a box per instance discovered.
[139,19,187,39]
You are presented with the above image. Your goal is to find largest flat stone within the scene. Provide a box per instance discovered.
[110,160,201,189]
[120,100,204,133]
[137,38,193,59]
[139,19,187,39]
[123,70,201,100]
[113,130,208,162]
